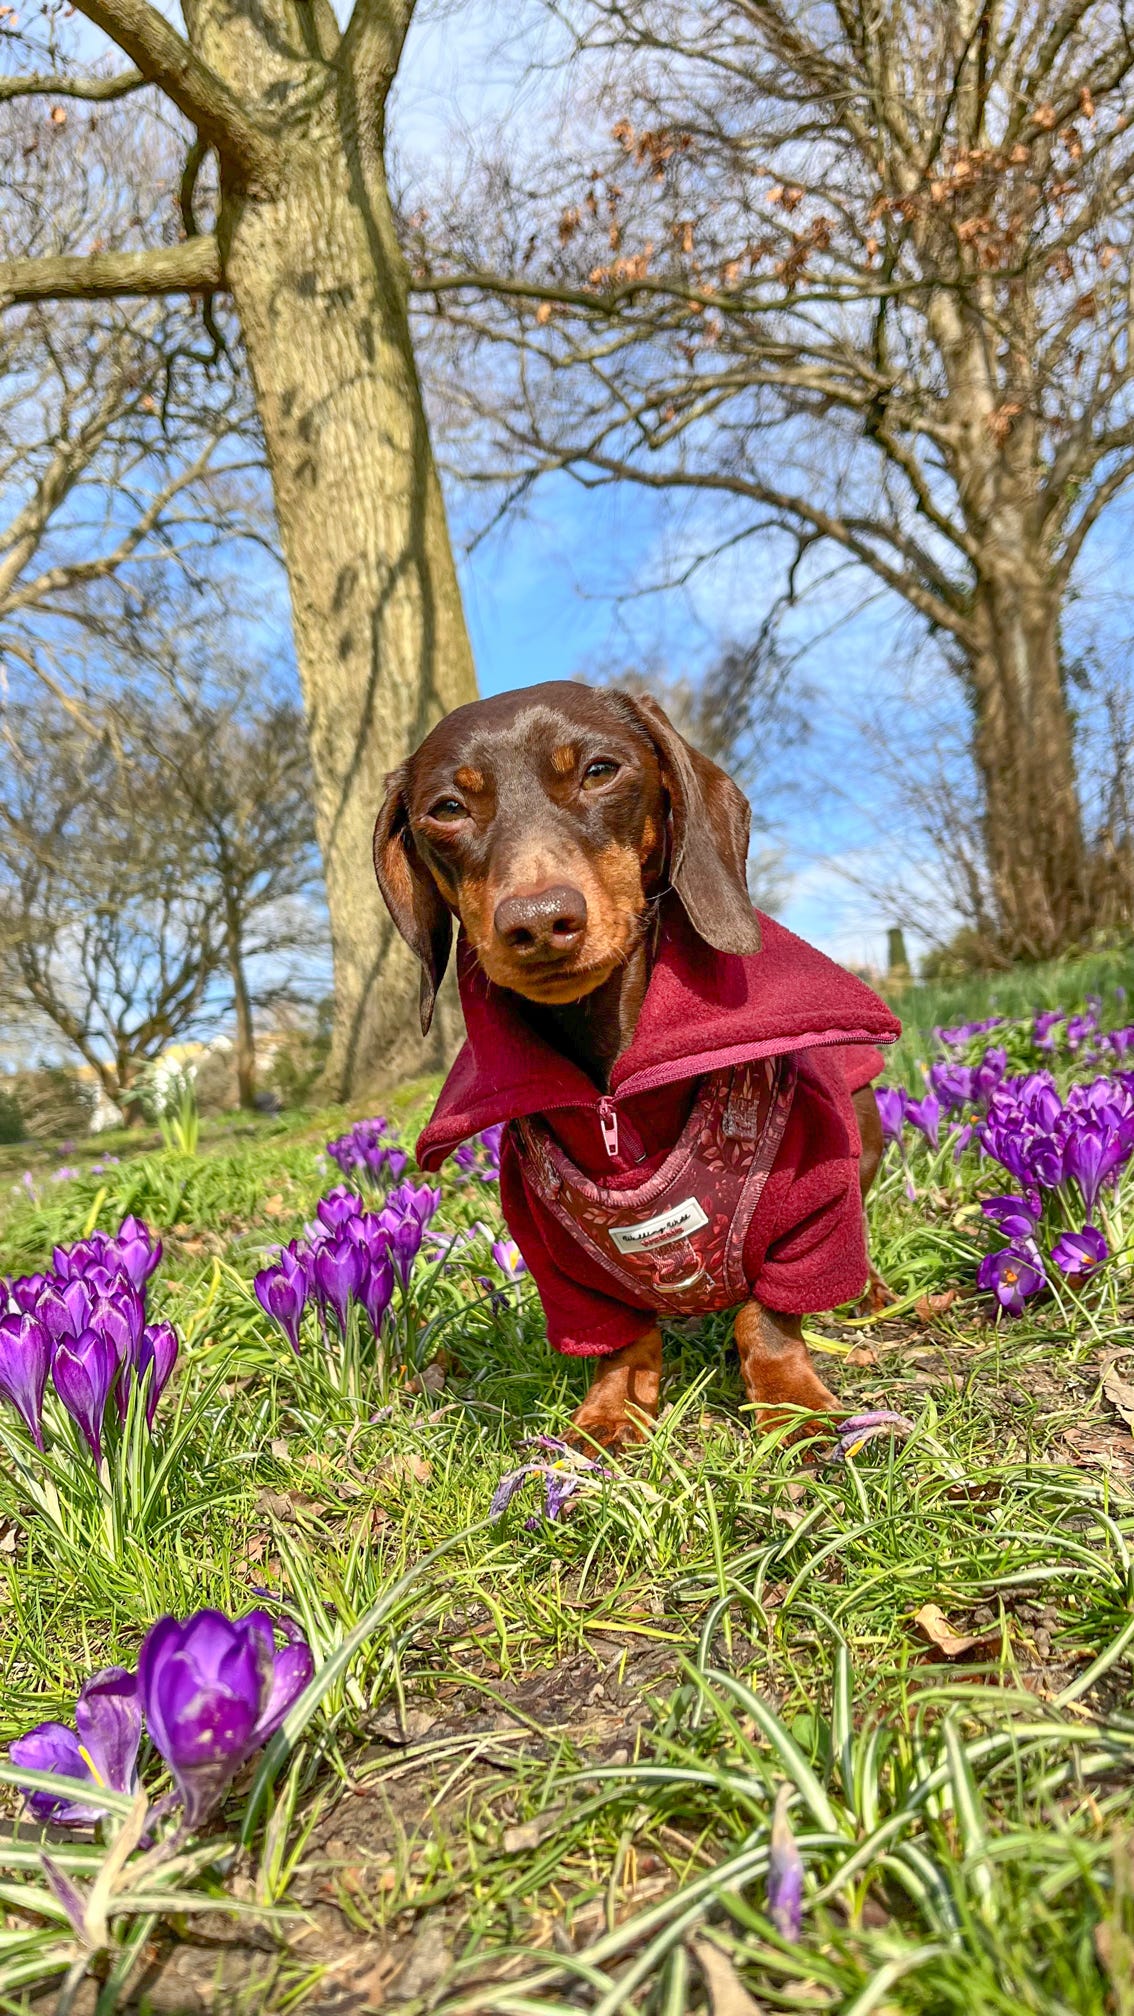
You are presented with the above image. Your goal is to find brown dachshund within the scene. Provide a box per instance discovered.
[375,682,897,1450]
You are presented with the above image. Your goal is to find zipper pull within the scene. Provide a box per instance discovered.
[598,1099,620,1159]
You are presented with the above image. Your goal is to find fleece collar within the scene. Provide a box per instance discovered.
[416,901,900,1170]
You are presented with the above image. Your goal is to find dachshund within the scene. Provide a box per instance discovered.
[374,682,898,1450]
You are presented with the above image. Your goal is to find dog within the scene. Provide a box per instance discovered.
[374,682,900,1450]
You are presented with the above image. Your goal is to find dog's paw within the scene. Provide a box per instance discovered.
[565,1406,651,1454]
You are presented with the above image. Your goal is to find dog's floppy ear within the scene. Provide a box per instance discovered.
[373,765,453,1036]
[622,692,761,956]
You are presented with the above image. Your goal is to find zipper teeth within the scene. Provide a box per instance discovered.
[612,1027,894,1102]
[434,1028,895,1149]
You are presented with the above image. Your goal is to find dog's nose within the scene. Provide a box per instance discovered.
[494,884,588,957]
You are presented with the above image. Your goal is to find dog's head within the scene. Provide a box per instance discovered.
[374,681,761,1033]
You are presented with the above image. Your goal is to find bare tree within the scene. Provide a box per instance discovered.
[413,0,1134,963]
[120,667,325,1108]
[0,0,478,1095]
[0,101,263,722]
[0,684,323,1111]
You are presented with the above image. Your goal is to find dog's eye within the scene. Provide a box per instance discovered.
[427,797,467,822]
[581,759,620,788]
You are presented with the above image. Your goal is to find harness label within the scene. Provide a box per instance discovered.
[609,1196,709,1254]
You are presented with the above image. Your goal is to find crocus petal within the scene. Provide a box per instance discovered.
[51,1329,117,1465]
[0,1313,51,1449]
[766,1785,804,1940]
[74,1667,141,1797]
[9,1723,104,1827]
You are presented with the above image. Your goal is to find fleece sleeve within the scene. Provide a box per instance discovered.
[498,1131,657,1357]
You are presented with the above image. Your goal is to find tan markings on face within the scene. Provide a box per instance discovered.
[550,744,577,776]
[466,837,649,1002]
[640,813,658,857]
[454,766,484,793]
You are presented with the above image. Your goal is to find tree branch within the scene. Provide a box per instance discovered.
[339,0,416,117]
[0,69,146,102]
[0,236,223,306]
[71,0,281,183]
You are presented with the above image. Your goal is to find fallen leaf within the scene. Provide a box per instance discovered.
[913,1602,1001,1661]
[846,1344,878,1367]
[689,1935,766,2015]
[916,1289,958,1323]
[270,1437,289,1461]
[1102,1359,1134,1433]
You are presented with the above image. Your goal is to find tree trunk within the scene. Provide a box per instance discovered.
[184,0,478,1098]
[968,572,1089,961]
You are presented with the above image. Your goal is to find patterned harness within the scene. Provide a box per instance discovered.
[512,1057,796,1315]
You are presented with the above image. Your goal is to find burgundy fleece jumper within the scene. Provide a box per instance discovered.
[417,901,901,1356]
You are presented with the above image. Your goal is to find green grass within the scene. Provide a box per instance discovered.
[0,970,1133,2012]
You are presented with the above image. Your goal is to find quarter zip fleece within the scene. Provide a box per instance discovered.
[417,902,901,1355]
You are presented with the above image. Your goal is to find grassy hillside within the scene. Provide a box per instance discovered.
[0,960,1132,2013]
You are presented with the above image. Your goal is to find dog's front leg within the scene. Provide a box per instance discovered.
[567,1326,663,1451]
[734,1301,840,1433]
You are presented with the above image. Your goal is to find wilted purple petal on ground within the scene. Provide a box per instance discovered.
[767,1785,804,1940]
[830,1411,915,1462]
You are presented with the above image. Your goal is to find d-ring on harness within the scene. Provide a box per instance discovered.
[512,1057,797,1315]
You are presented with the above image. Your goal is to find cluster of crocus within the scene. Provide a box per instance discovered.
[10,1606,313,1834]
[453,1124,505,1183]
[325,1117,408,1188]
[976,1189,1111,1316]
[490,1435,611,1526]
[978,1073,1134,1217]
[0,1216,176,1464]
[254,1181,442,1353]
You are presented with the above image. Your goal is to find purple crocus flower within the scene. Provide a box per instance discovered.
[927,1062,974,1114]
[114,1216,163,1289]
[359,1249,395,1333]
[391,1214,423,1288]
[38,1276,92,1344]
[386,1181,442,1229]
[138,1609,313,1826]
[315,1187,367,1233]
[491,1239,527,1282]
[874,1087,906,1144]
[971,1047,1008,1105]
[490,1436,612,1522]
[1051,1227,1108,1280]
[766,1785,804,1940]
[137,1322,179,1426]
[1063,1124,1127,1220]
[10,1667,141,1828]
[0,1313,51,1450]
[310,1233,366,1329]
[52,1328,118,1465]
[980,1195,1040,1241]
[977,1244,1046,1316]
[1033,1009,1065,1051]
[9,1274,48,1316]
[88,1286,144,1367]
[904,1091,941,1150]
[254,1256,307,1354]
